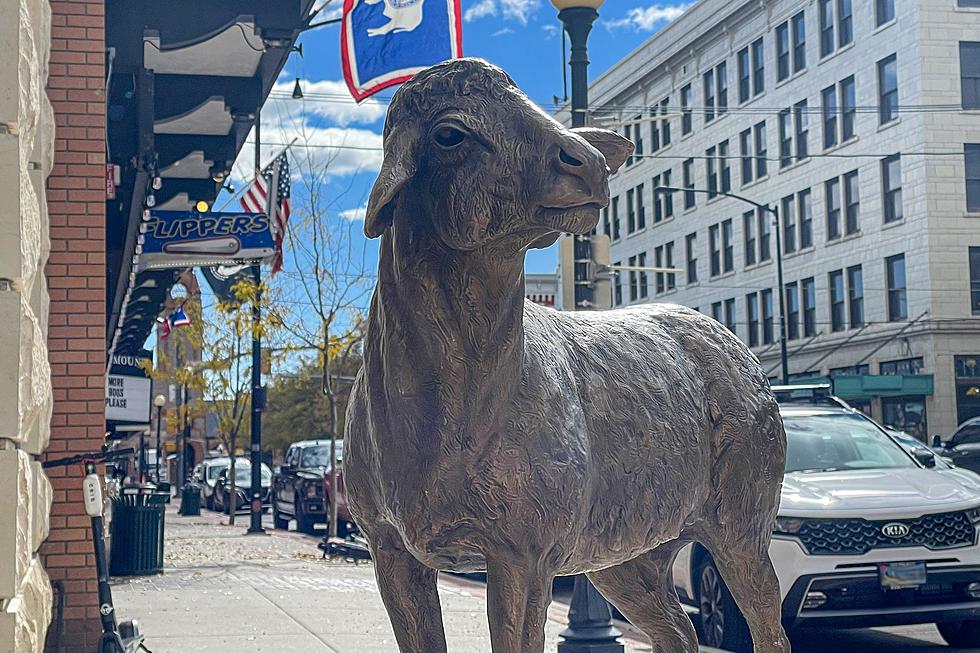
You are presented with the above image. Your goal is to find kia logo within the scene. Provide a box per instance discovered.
[881,522,910,538]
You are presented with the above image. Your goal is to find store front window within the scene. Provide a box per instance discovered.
[882,396,928,439]
[955,355,980,426]
[880,357,924,376]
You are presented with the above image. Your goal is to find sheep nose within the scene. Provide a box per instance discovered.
[555,141,605,200]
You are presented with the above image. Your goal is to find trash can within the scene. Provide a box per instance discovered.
[179,483,201,516]
[109,486,168,576]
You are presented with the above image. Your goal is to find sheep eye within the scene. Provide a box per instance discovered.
[433,126,466,148]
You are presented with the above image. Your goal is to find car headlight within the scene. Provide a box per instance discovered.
[966,507,980,525]
[773,517,806,535]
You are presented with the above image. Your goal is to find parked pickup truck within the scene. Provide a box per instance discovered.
[272,439,346,534]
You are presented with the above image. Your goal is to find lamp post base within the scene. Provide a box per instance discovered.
[558,575,624,652]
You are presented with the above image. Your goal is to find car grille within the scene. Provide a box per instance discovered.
[796,511,975,555]
[804,575,974,612]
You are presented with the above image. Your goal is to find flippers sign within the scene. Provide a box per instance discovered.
[140,210,274,270]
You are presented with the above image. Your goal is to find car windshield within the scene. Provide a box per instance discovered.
[230,463,272,484]
[207,463,229,480]
[300,443,343,468]
[783,412,917,473]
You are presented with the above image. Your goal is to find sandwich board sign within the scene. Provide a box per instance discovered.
[139,210,274,271]
[106,351,153,424]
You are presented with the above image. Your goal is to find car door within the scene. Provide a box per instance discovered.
[945,425,980,473]
[276,446,293,510]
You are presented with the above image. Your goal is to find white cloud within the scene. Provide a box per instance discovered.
[312,0,343,20]
[340,206,368,222]
[270,78,386,127]
[463,0,538,25]
[492,27,515,36]
[542,24,558,38]
[464,0,497,22]
[604,3,689,31]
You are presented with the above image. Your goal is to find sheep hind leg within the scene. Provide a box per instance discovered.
[699,535,791,653]
[486,557,553,653]
[587,541,699,653]
[368,529,448,653]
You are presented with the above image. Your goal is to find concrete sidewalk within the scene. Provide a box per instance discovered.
[111,506,714,652]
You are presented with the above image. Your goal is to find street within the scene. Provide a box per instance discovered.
[110,506,980,653]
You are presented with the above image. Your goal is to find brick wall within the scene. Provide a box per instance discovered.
[41,1,106,650]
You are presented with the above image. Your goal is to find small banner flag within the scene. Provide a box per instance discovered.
[200,264,252,305]
[341,0,463,102]
[157,316,171,340]
[170,307,191,328]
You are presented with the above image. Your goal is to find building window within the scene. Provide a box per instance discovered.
[792,11,807,73]
[843,170,859,234]
[712,301,723,323]
[826,177,841,240]
[628,254,638,302]
[882,154,903,223]
[601,206,610,239]
[779,108,792,168]
[841,76,856,140]
[743,210,757,266]
[829,269,845,331]
[637,182,647,230]
[798,188,813,248]
[719,140,731,193]
[654,246,665,294]
[886,253,907,321]
[652,173,671,222]
[754,121,767,178]
[970,247,980,314]
[880,357,924,376]
[758,208,771,262]
[706,146,717,198]
[747,292,760,347]
[665,241,675,291]
[626,188,636,234]
[682,159,696,209]
[876,0,894,26]
[724,298,736,334]
[717,61,728,116]
[786,281,800,340]
[761,289,774,344]
[624,124,633,167]
[802,277,816,337]
[962,43,980,110]
[878,54,898,125]
[633,115,644,159]
[740,128,753,185]
[830,364,869,377]
[848,264,864,326]
[703,69,715,123]
[819,0,835,58]
[660,97,671,147]
[686,232,698,284]
[776,22,790,82]
[638,251,649,299]
[613,260,623,306]
[822,84,838,149]
[709,224,720,276]
[738,47,751,104]
[611,196,621,240]
[781,194,796,254]
[752,38,765,96]
[722,218,734,273]
[681,83,693,134]
[967,144,980,212]
[794,100,809,161]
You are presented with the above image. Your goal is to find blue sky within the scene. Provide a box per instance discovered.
[227,1,691,279]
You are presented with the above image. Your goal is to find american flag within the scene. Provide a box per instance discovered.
[240,151,291,274]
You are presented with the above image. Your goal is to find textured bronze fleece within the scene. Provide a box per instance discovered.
[345,58,791,653]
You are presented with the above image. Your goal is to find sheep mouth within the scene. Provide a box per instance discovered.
[536,202,603,233]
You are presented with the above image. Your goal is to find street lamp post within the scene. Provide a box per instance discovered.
[247,106,267,535]
[654,185,790,384]
[551,0,625,651]
[153,394,166,484]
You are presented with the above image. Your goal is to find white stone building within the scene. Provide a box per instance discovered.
[574,0,980,436]
[526,272,560,309]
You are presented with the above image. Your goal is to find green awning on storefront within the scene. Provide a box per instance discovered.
[798,375,935,401]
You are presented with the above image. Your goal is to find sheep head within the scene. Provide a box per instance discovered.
[364,58,634,252]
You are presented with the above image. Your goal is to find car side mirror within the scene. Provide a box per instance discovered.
[932,435,944,449]
[912,448,936,468]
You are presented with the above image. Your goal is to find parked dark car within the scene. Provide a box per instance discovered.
[934,417,980,474]
[212,460,272,514]
[322,461,354,536]
[272,439,344,534]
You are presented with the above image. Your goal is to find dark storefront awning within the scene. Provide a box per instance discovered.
[799,375,936,402]
[105,1,315,361]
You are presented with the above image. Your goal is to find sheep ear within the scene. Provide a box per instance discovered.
[572,127,634,174]
[364,127,417,238]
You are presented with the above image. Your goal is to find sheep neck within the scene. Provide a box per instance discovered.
[368,215,527,451]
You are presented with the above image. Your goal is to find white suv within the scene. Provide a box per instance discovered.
[671,386,980,651]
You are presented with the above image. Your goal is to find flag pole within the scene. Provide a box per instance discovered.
[247,106,267,535]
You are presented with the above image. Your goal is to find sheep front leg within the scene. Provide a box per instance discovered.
[369,530,448,653]
[486,558,554,653]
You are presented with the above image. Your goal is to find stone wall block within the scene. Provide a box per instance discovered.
[0,447,33,601]
[0,558,52,653]
[29,459,51,552]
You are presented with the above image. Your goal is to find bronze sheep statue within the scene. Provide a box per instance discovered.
[345,58,790,653]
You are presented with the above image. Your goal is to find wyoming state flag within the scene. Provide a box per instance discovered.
[342,0,462,102]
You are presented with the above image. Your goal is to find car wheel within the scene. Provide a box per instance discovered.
[295,495,316,534]
[272,501,288,529]
[223,491,231,515]
[696,555,751,653]
[937,620,980,647]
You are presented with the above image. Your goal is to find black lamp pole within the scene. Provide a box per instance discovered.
[247,107,267,535]
[154,403,163,483]
[554,2,624,651]
[654,185,789,384]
